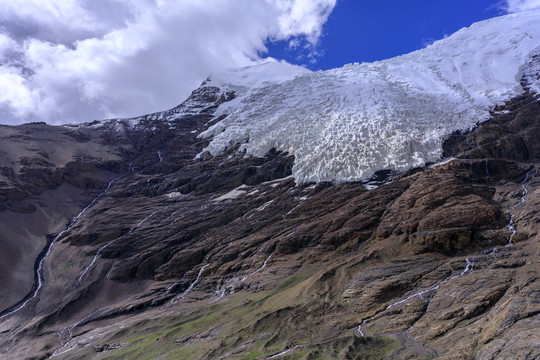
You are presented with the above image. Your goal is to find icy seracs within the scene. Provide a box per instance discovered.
[199,11,540,183]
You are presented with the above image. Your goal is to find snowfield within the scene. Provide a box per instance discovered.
[199,11,540,183]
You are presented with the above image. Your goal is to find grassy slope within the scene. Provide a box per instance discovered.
[84,256,401,360]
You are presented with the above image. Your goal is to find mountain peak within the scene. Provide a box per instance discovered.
[198,11,540,183]
[206,60,311,91]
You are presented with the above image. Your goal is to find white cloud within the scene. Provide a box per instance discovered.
[0,0,336,125]
[272,0,335,43]
[505,0,540,13]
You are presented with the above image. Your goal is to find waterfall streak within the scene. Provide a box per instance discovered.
[356,319,367,337]
[0,177,119,321]
[506,168,537,247]
[357,258,474,337]
[353,169,533,337]
[74,210,157,286]
[241,249,276,281]
[168,264,210,306]
[213,246,277,303]
[267,345,302,359]
[361,167,536,336]
[52,308,109,357]
[285,200,305,216]
[387,258,473,310]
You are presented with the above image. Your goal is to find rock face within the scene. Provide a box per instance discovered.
[0,122,128,311]
[0,76,540,360]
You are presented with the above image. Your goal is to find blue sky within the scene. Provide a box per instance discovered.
[0,0,535,125]
[268,0,504,70]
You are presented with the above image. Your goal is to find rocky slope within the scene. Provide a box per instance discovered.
[0,77,538,360]
[1,16,540,360]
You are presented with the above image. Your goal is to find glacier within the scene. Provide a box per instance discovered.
[198,11,540,183]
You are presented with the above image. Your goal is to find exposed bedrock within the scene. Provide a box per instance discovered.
[1,91,539,359]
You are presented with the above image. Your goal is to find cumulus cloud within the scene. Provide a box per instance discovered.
[0,0,336,125]
[505,0,540,12]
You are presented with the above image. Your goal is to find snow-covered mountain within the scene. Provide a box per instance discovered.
[197,10,540,182]
[2,10,540,360]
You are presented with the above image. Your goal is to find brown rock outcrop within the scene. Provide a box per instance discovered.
[1,84,539,360]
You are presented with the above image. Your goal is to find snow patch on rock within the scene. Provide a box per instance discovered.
[214,184,250,201]
[166,192,185,201]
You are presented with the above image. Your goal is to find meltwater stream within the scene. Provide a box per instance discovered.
[505,168,537,247]
[210,246,278,304]
[167,264,210,306]
[74,210,158,286]
[51,204,173,357]
[266,345,303,359]
[356,258,474,337]
[356,166,538,337]
[52,308,111,357]
[0,178,119,322]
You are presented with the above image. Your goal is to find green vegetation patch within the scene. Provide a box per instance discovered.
[344,336,402,359]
